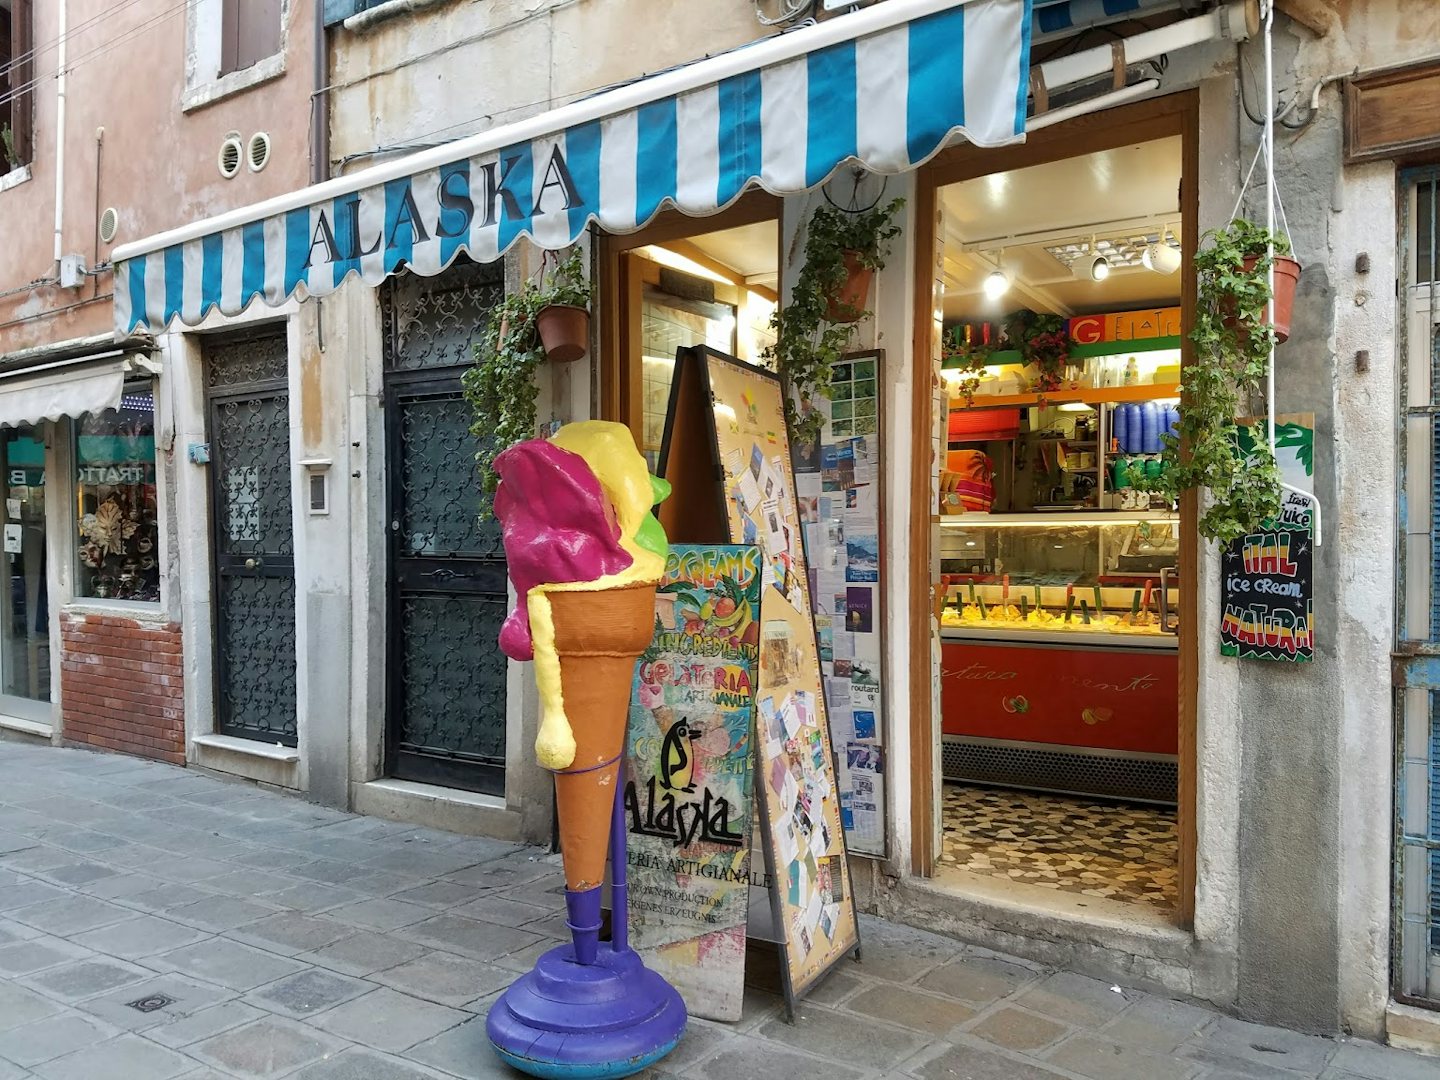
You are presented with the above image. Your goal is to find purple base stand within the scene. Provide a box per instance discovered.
[487,764,687,1079]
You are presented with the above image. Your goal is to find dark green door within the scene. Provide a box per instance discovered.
[382,260,510,795]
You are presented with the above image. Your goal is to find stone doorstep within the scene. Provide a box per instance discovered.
[1387,1000,1440,1057]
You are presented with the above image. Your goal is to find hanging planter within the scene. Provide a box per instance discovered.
[1138,218,1293,544]
[535,304,590,363]
[1240,252,1301,343]
[825,250,874,324]
[534,251,593,363]
[766,198,903,444]
[464,249,593,499]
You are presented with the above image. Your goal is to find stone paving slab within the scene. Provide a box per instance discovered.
[1,742,1439,1080]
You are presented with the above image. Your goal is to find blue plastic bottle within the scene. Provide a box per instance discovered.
[1140,401,1160,454]
[1164,405,1180,446]
[1113,404,1133,453]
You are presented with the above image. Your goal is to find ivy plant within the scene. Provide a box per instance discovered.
[539,249,592,311]
[0,124,17,172]
[766,198,903,443]
[1142,218,1292,544]
[463,286,545,503]
[942,327,994,406]
[1005,310,1070,392]
[462,250,596,501]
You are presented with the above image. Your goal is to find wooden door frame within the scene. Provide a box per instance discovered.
[596,190,783,430]
[908,91,1201,927]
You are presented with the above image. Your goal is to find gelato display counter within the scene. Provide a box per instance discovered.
[938,512,1180,804]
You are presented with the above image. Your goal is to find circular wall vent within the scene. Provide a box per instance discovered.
[218,135,243,179]
[98,207,118,244]
[247,131,272,173]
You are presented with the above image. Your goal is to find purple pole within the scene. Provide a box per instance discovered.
[487,721,686,1077]
[610,760,629,954]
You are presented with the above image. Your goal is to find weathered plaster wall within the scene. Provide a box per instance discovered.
[0,0,314,353]
[1195,2,1438,1035]
[327,0,766,174]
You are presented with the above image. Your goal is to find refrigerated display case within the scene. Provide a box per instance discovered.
[938,512,1180,803]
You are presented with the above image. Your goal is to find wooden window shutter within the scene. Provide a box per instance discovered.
[220,0,283,77]
[8,0,33,166]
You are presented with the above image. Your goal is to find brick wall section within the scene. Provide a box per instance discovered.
[60,614,184,765]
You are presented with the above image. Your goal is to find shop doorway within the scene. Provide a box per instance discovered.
[204,329,298,745]
[381,260,510,796]
[0,423,48,724]
[913,96,1199,922]
[599,193,781,450]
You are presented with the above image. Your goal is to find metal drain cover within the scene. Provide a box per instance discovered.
[126,994,176,1013]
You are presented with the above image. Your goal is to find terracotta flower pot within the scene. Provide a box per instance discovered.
[536,304,590,363]
[1235,254,1301,344]
[825,250,873,324]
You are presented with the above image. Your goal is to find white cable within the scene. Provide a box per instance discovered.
[0,0,191,111]
[1264,0,1276,468]
[0,0,151,80]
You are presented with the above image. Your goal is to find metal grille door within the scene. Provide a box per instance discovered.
[382,261,509,795]
[206,331,298,745]
[1397,167,1440,1004]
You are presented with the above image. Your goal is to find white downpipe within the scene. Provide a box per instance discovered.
[52,0,67,265]
[1037,1,1256,91]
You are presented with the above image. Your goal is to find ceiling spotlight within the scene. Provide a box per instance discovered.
[1143,240,1182,275]
[983,268,1010,300]
[1089,254,1111,282]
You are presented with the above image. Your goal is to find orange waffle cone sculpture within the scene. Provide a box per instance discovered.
[547,582,660,893]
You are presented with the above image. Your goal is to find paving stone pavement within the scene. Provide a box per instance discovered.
[0,742,1437,1080]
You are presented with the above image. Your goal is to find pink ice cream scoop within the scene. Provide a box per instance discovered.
[492,439,634,660]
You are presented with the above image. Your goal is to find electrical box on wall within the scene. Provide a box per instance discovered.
[301,459,332,515]
[58,255,87,288]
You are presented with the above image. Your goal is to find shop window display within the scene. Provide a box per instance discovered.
[75,383,160,602]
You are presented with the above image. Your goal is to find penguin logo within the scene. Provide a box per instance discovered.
[659,717,699,793]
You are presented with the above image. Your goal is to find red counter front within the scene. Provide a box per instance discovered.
[941,638,1178,755]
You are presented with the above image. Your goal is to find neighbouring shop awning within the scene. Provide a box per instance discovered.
[112,0,1032,334]
[0,354,128,427]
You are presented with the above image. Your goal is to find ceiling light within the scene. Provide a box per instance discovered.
[637,245,732,285]
[983,268,1010,300]
[1089,254,1111,282]
[1142,241,1182,275]
[1057,402,1094,413]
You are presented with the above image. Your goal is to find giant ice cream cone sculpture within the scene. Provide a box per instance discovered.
[486,420,685,1078]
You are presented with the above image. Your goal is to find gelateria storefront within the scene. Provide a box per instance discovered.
[917,107,1194,919]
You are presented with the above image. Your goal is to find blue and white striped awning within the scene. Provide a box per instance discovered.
[113,0,1031,334]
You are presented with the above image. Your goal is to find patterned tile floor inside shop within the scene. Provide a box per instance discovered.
[939,783,1179,909]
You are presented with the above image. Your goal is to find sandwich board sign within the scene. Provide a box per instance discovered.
[649,345,860,1016]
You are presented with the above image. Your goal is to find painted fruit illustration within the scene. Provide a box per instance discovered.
[1081,707,1113,726]
[1001,695,1030,714]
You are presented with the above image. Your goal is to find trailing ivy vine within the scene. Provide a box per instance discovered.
[766,199,903,444]
[1143,218,1290,544]
[462,250,593,503]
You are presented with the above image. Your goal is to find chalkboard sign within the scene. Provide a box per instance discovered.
[1219,489,1315,662]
